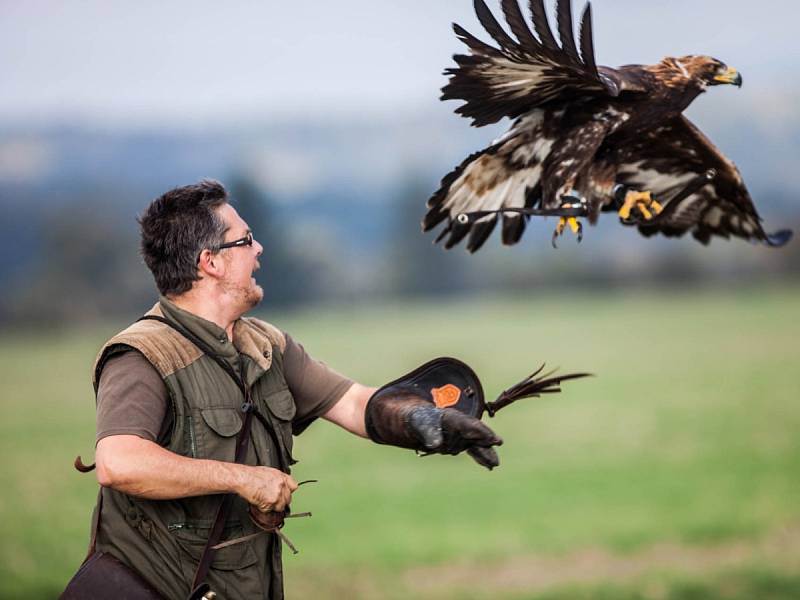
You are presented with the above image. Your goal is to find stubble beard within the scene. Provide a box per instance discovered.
[246,281,264,309]
[223,278,264,313]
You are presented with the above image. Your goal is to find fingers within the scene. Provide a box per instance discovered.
[466,446,500,470]
[442,410,503,447]
[244,467,297,513]
[272,483,291,512]
[271,473,296,512]
[437,410,503,469]
[407,405,444,450]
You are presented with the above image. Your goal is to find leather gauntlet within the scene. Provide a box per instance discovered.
[364,359,503,469]
[365,358,591,471]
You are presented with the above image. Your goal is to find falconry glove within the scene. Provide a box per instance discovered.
[366,387,503,469]
[365,358,591,471]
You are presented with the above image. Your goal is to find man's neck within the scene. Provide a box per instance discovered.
[167,290,242,340]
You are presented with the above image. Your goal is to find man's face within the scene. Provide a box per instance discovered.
[216,203,265,310]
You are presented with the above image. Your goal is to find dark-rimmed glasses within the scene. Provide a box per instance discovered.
[197,232,254,264]
[216,231,253,251]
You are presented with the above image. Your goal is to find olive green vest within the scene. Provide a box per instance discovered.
[91,298,296,600]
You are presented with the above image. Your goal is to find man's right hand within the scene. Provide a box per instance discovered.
[235,466,298,513]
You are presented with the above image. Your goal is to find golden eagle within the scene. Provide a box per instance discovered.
[423,0,793,250]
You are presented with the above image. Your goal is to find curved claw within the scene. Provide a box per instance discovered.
[551,229,560,249]
[576,221,583,243]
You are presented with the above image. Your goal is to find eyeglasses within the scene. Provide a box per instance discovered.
[197,232,254,264]
[216,231,253,251]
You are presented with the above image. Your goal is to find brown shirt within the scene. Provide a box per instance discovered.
[96,332,353,445]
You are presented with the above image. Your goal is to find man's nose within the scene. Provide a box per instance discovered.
[254,239,263,256]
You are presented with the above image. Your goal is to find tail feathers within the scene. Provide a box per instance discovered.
[485,364,592,416]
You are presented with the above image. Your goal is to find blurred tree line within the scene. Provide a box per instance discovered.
[1,171,798,330]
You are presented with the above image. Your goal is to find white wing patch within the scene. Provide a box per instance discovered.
[481,57,564,100]
[618,161,696,197]
[511,137,553,165]
[442,155,542,219]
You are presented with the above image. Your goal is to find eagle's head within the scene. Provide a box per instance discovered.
[668,55,743,89]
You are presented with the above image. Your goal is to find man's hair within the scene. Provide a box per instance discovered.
[138,179,229,296]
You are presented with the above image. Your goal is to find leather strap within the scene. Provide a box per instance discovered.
[86,488,103,560]
[138,315,288,472]
[137,315,287,596]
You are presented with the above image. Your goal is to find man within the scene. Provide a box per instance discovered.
[87,179,501,599]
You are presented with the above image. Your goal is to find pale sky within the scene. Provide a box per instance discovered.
[1,0,798,126]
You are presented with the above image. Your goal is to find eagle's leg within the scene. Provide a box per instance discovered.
[551,193,586,248]
[617,190,663,222]
[568,216,583,243]
[552,218,567,248]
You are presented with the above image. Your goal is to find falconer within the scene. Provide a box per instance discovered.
[70,180,502,600]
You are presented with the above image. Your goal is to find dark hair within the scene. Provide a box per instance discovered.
[138,179,229,296]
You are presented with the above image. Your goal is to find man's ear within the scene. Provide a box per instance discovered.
[197,249,225,279]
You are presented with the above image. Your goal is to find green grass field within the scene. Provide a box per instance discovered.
[1,285,799,599]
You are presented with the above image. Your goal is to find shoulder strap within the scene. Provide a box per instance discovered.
[138,315,246,397]
[137,315,285,597]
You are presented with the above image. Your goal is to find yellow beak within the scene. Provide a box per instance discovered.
[713,67,742,87]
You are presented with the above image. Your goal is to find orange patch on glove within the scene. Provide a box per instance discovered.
[431,384,461,408]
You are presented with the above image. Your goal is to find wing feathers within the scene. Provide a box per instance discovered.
[474,0,523,56]
[578,3,598,75]
[556,0,580,64]
[451,23,505,58]
[501,0,542,53]
[424,122,549,250]
[466,215,499,252]
[529,0,559,51]
[765,229,793,247]
[618,117,793,247]
[443,0,629,126]
[501,214,526,244]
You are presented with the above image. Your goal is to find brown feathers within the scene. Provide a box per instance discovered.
[485,364,592,417]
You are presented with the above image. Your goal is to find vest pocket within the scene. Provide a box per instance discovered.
[199,408,243,462]
[263,388,297,465]
[170,520,258,571]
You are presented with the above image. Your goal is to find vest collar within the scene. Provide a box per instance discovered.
[155,297,273,376]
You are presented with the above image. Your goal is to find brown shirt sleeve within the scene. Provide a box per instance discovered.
[96,350,172,445]
[283,333,354,435]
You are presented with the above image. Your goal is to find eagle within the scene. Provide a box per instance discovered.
[422,0,793,250]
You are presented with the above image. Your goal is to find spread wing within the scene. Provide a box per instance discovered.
[614,116,792,246]
[423,112,552,252]
[443,0,647,127]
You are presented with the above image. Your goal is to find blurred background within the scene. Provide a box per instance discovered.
[1,1,798,598]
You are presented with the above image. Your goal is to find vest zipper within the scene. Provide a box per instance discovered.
[186,415,197,458]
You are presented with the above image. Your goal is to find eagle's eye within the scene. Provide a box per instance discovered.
[710,62,742,87]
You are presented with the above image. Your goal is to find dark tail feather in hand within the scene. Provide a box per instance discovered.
[485,364,592,416]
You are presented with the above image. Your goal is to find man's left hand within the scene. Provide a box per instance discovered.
[365,391,503,470]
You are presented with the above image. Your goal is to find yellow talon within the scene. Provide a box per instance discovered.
[619,190,660,221]
[650,199,663,215]
[567,217,580,234]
